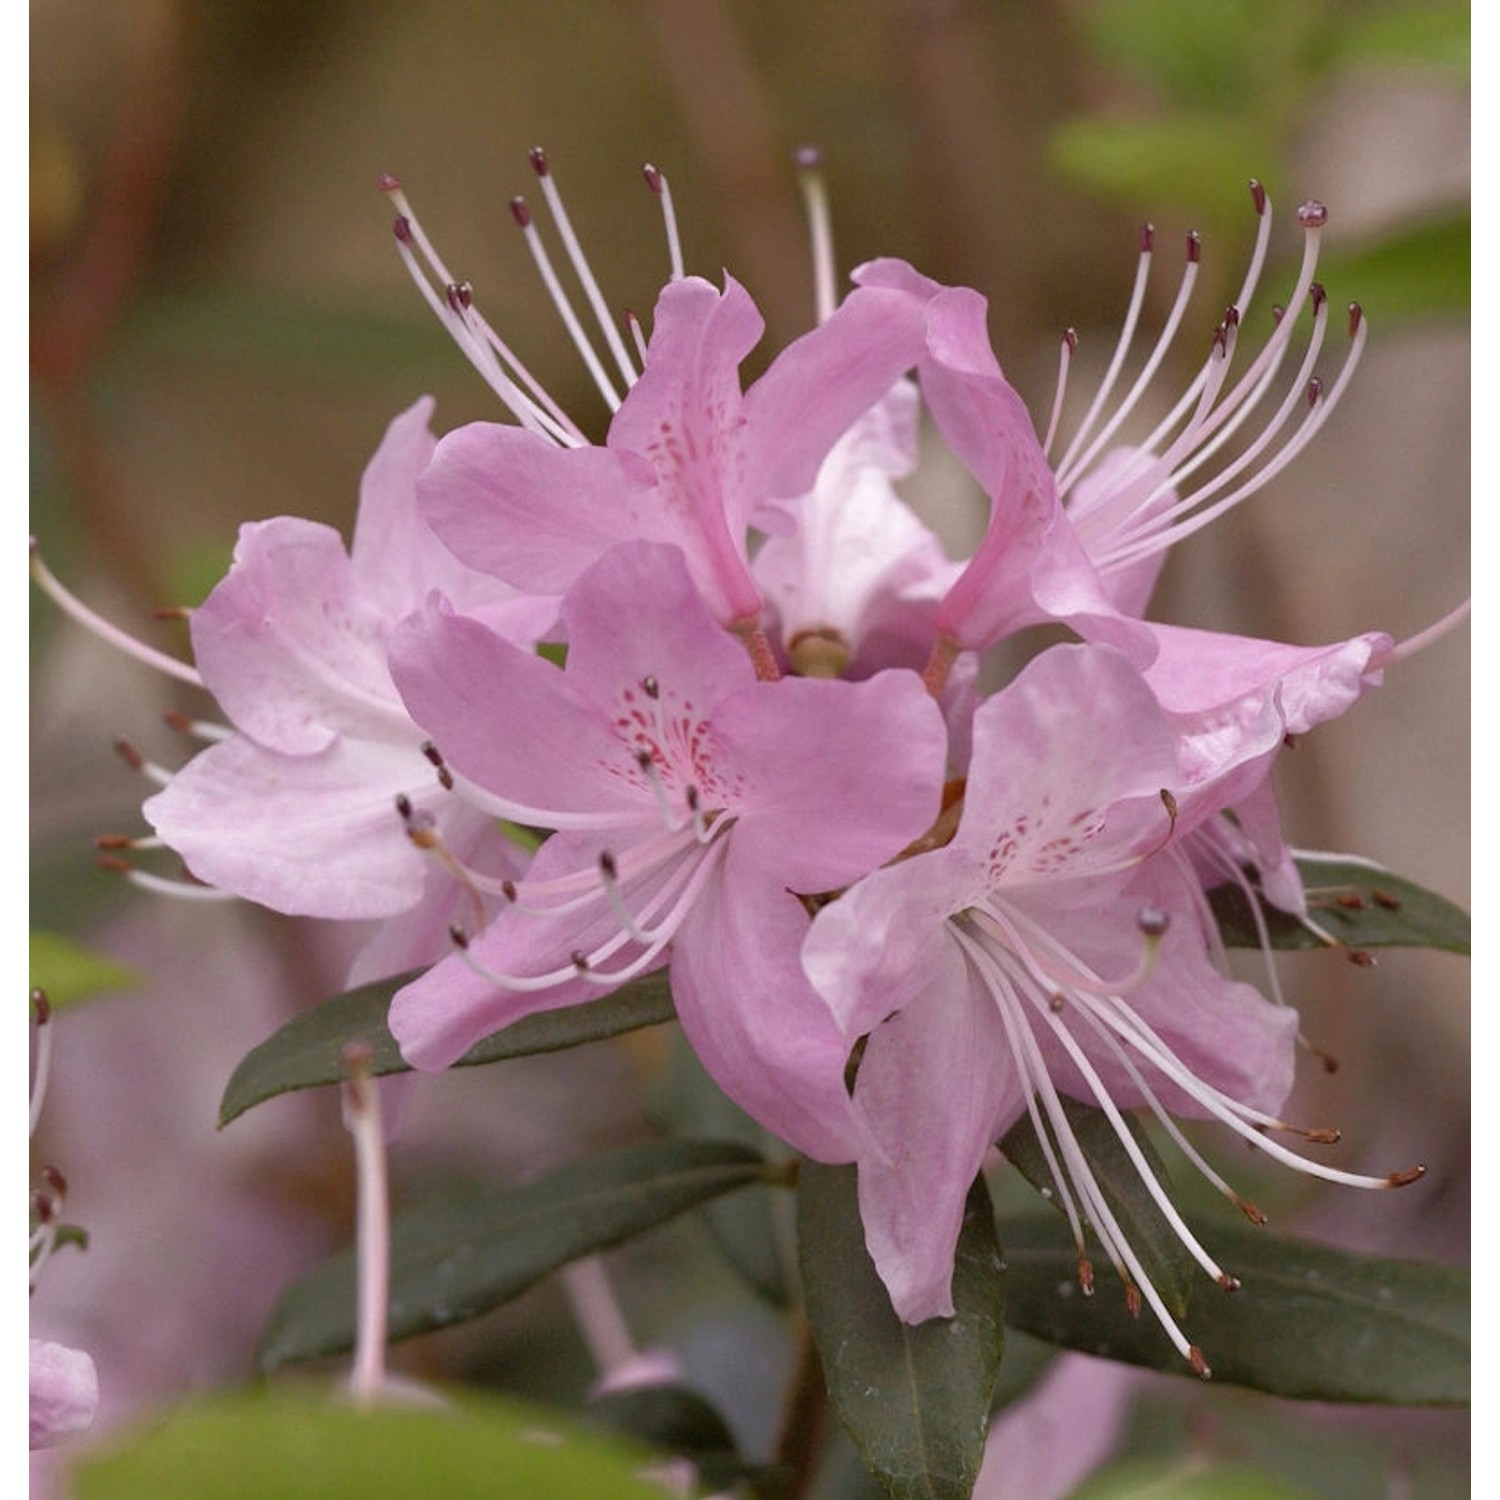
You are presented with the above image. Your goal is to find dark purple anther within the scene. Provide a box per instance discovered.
[31,988,50,1025]
[1140,223,1155,254]
[528,145,550,177]
[1186,230,1201,264]
[445,281,473,312]
[1249,179,1267,216]
[509,195,532,229]
[378,173,402,193]
[1309,282,1327,311]
[1062,327,1078,352]
[1348,302,1363,337]
[393,215,412,244]
[1306,376,1323,409]
[641,163,663,194]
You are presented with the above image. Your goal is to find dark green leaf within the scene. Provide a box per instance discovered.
[650,1035,795,1306]
[587,1383,776,1493]
[259,1139,767,1368]
[799,1163,1005,1500]
[71,1386,674,1500]
[1002,1214,1468,1404]
[219,971,676,1127]
[1210,854,1470,956]
[1000,1099,1195,1317]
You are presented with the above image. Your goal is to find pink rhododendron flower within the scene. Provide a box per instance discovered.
[802,642,1412,1367]
[387,539,948,1160]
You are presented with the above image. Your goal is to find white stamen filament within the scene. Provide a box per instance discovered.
[30,545,204,689]
[121,869,237,902]
[454,836,729,993]
[341,1044,390,1406]
[29,995,52,1137]
[513,207,627,412]
[561,1257,639,1379]
[642,165,685,283]
[1042,331,1077,459]
[1377,598,1472,668]
[795,149,838,326]
[1055,237,1202,493]
[530,155,640,390]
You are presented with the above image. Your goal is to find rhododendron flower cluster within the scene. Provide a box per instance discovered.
[34,150,1463,1391]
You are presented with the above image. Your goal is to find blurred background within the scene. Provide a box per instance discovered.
[31,3,1469,1496]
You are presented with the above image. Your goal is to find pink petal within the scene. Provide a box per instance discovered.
[30,1339,98,1449]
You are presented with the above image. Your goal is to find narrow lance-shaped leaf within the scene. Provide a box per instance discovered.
[1000,1098,1195,1317]
[1210,854,1469,956]
[259,1138,768,1369]
[219,970,676,1127]
[799,1161,1006,1500]
[1001,1213,1468,1405]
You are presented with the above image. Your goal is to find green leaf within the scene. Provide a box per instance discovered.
[1333,0,1470,74]
[259,1139,768,1368]
[1000,1099,1195,1317]
[1002,1214,1468,1404]
[71,1386,675,1500]
[798,1162,1006,1500]
[219,970,676,1127]
[649,1036,795,1307]
[29,930,138,1010]
[1209,853,1470,956]
[1317,211,1470,324]
[1072,1456,1322,1500]
[586,1383,776,1494]
[1049,114,1274,226]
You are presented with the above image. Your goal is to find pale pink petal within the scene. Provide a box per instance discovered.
[717,669,947,893]
[144,733,444,918]
[189,519,410,753]
[853,980,1017,1321]
[669,843,867,1162]
[29,1339,98,1449]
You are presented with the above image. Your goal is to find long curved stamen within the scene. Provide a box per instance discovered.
[1042,329,1078,459]
[30,990,52,1137]
[450,835,728,992]
[528,147,640,391]
[30,543,204,689]
[1375,598,1472,668]
[795,146,838,326]
[641,164,685,283]
[1056,231,1203,494]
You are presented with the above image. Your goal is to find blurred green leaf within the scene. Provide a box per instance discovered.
[1002,1214,1468,1403]
[29,930,138,1010]
[259,1139,769,1368]
[1318,211,1469,323]
[587,1383,775,1493]
[1049,115,1273,225]
[1001,1099,1196,1317]
[1333,1,1470,73]
[71,1386,673,1500]
[1209,853,1470,955]
[650,1036,795,1307]
[1072,1456,1322,1500]
[799,1163,1005,1500]
[219,970,676,1126]
[1077,0,1306,111]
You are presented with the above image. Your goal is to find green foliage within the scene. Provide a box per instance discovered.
[29,930,138,1010]
[259,1139,770,1368]
[1071,1456,1323,1500]
[799,1163,1006,1500]
[1209,854,1470,955]
[1001,1098,1196,1317]
[70,1386,674,1500]
[218,970,676,1126]
[1318,211,1470,324]
[1002,1213,1468,1403]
